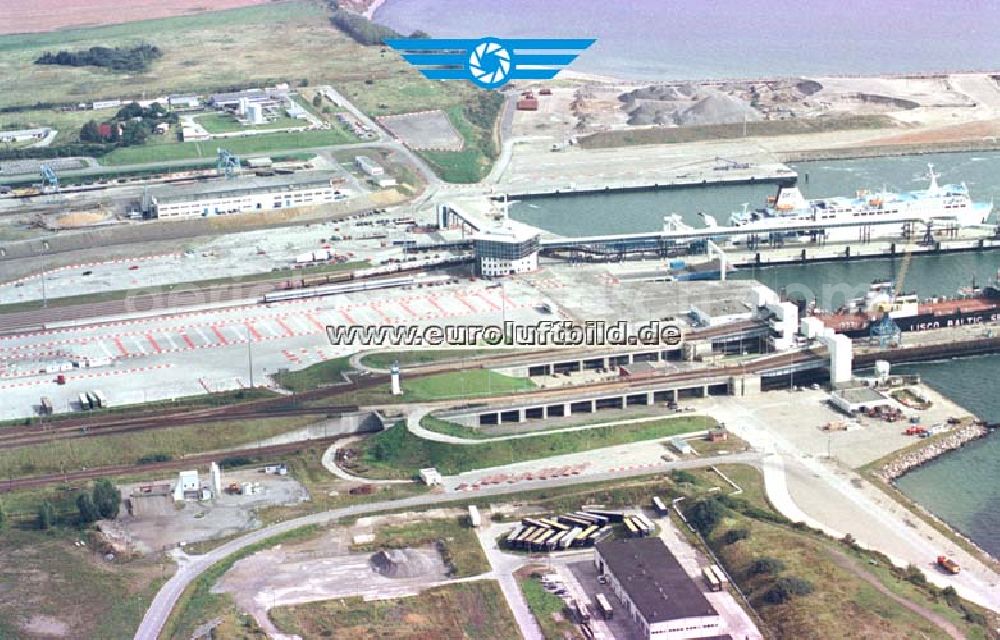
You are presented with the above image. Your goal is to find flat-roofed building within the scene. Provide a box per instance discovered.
[473,222,540,278]
[149,175,343,220]
[595,537,722,639]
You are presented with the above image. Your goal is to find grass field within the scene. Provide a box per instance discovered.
[273,356,353,393]
[194,112,305,134]
[690,465,993,640]
[0,107,120,145]
[0,2,473,115]
[350,517,490,578]
[0,415,316,479]
[356,416,713,479]
[101,126,354,165]
[269,580,520,640]
[401,369,535,401]
[518,575,584,640]
[0,528,169,639]
[359,348,502,369]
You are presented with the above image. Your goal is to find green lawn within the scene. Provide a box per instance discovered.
[0,415,316,479]
[273,356,353,393]
[357,416,714,479]
[519,576,584,640]
[194,112,306,134]
[400,369,535,401]
[360,348,502,369]
[350,517,489,578]
[101,126,355,165]
[0,107,120,146]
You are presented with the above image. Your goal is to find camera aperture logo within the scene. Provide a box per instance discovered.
[385,37,596,89]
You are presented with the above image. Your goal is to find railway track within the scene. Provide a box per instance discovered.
[0,435,350,493]
[0,405,360,450]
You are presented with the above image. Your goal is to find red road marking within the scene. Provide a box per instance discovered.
[305,313,326,332]
[473,292,500,312]
[146,334,162,353]
[181,333,196,349]
[398,301,418,317]
[370,304,392,324]
[500,292,517,308]
[426,296,447,314]
[212,326,229,345]
[340,309,356,324]
[275,318,295,337]
[246,323,262,340]
[453,293,477,313]
[113,337,129,356]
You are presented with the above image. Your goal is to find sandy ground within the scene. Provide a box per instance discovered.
[214,509,473,638]
[117,471,309,554]
[0,0,271,34]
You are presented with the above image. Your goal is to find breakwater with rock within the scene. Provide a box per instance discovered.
[875,422,991,483]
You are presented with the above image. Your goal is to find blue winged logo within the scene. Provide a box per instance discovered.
[385,37,596,89]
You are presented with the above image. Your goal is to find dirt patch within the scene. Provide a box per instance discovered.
[380,111,464,151]
[0,0,272,35]
[21,615,70,637]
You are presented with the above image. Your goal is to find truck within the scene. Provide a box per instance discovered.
[468,504,482,528]
[78,392,92,410]
[92,390,108,409]
[937,556,960,574]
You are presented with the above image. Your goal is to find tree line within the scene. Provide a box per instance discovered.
[35,44,163,72]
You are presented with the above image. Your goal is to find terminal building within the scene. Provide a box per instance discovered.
[595,537,723,640]
[473,222,540,277]
[147,175,344,220]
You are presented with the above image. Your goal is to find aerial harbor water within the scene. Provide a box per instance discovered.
[374,0,1000,80]
[511,150,1000,558]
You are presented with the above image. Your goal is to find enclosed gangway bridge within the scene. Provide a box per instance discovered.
[538,214,958,257]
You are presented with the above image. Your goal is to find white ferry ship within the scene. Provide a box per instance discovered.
[716,164,992,242]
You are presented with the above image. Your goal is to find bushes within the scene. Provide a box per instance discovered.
[762,576,814,605]
[670,469,698,485]
[37,501,56,530]
[903,564,927,586]
[748,556,785,576]
[721,527,750,546]
[137,453,173,465]
[686,496,726,536]
[35,44,163,72]
[329,10,400,46]
[92,479,121,519]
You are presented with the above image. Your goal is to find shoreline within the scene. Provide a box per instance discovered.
[871,417,998,566]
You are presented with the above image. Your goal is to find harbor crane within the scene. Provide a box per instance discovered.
[216,148,240,179]
[39,164,58,193]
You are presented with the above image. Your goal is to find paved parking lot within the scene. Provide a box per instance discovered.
[0,279,555,419]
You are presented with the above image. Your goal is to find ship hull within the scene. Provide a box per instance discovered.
[833,307,1000,338]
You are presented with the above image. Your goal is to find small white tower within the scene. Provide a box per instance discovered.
[210,461,222,496]
[390,360,402,396]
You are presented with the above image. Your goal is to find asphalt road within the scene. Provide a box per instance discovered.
[132,452,760,640]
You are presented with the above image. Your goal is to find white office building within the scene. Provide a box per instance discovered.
[473,222,540,278]
[150,177,343,220]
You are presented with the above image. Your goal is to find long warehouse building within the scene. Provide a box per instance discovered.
[595,537,723,639]
[148,175,347,220]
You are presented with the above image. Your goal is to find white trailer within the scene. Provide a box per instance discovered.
[468,504,482,528]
